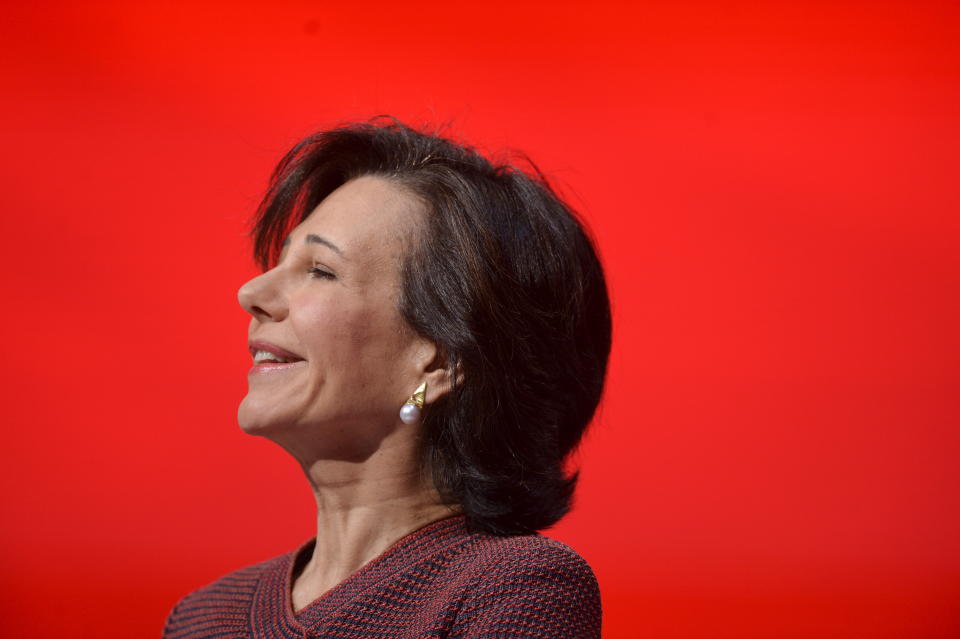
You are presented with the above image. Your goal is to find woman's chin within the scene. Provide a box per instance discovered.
[237,398,290,435]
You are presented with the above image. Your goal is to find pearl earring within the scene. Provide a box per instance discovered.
[399,381,427,424]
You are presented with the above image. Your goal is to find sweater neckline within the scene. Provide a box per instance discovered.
[256,513,471,636]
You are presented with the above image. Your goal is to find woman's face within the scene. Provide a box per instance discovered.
[236,175,436,459]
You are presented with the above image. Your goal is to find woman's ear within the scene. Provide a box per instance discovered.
[412,339,463,405]
[423,358,463,405]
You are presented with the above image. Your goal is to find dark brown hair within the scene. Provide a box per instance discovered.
[249,117,612,535]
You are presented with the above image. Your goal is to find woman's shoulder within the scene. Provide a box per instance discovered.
[472,530,598,578]
[453,532,602,637]
[162,548,294,638]
[181,550,287,601]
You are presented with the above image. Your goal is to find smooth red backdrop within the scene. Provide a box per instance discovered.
[1,1,958,637]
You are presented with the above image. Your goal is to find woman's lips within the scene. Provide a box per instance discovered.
[248,340,305,361]
[249,360,308,375]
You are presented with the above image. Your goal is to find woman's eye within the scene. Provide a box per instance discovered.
[308,266,336,280]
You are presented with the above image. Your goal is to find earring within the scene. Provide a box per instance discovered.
[399,381,427,425]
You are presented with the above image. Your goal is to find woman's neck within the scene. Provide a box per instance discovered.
[290,458,461,613]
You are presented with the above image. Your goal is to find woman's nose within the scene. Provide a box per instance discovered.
[237,271,287,322]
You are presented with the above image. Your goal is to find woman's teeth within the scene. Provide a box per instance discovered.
[253,350,297,364]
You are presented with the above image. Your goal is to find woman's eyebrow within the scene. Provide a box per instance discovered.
[280,234,345,260]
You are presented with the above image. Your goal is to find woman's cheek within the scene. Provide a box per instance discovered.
[300,305,357,362]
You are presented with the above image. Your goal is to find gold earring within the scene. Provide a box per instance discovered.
[399,381,427,424]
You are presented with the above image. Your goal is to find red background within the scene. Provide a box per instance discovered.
[1,2,958,637]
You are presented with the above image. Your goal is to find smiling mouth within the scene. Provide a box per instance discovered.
[251,350,305,365]
[249,357,307,375]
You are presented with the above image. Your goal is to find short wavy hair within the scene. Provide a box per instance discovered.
[249,117,612,535]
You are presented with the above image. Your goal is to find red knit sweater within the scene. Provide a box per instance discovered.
[161,514,601,638]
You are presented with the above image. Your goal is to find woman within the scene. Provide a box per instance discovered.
[162,117,612,638]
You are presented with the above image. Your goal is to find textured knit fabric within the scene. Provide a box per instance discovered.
[162,514,601,638]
